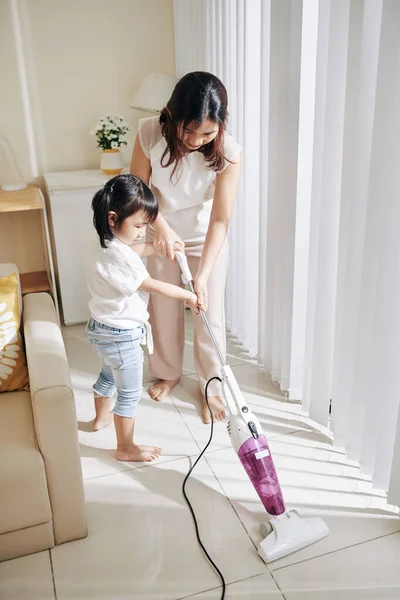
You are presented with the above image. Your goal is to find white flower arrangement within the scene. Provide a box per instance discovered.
[90,115,129,151]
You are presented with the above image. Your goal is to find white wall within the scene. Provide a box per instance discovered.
[0,0,175,182]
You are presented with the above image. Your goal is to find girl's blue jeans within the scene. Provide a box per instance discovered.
[86,318,144,418]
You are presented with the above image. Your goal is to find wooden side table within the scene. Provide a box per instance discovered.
[0,184,59,320]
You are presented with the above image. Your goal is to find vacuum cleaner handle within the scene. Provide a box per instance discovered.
[175,250,226,368]
[175,252,258,429]
[175,251,193,285]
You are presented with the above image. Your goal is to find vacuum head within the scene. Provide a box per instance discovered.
[258,510,329,563]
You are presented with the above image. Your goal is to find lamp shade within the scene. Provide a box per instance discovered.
[130,73,178,114]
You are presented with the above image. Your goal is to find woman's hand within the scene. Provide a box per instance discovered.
[194,273,208,312]
[153,227,185,261]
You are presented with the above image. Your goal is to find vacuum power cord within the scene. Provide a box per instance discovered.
[182,376,226,600]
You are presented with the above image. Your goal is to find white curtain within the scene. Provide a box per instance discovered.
[173,0,400,506]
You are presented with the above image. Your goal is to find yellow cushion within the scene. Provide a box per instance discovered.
[0,272,29,392]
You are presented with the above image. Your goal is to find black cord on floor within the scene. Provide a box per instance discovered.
[182,375,226,600]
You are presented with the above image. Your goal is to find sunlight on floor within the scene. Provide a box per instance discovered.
[1,315,399,600]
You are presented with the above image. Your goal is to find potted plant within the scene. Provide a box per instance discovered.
[90,116,129,175]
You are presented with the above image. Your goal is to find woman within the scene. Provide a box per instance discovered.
[130,71,241,424]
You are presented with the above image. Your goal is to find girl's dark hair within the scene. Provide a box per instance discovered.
[159,71,229,178]
[92,174,158,248]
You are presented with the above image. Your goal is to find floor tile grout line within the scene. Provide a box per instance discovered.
[176,571,275,600]
[170,393,204,454]
[49,549,58,600]
[269,570,287,600]
[82,453,196,482]
[270,529,400,574]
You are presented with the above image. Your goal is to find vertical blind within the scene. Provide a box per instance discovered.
[173,0,400,506]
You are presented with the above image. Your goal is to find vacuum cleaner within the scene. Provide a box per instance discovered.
[175,251,329,566]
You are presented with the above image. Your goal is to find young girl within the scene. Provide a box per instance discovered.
[86,174,198,463]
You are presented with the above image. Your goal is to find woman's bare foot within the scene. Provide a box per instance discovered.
[202,395,226,424]
[93,394,113,431]
[149,378,180,402]
[116,444,162,462]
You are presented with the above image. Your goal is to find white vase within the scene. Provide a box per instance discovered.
[100,149,123,175]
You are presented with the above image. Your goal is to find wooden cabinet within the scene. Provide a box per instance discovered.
[0,184,59,317]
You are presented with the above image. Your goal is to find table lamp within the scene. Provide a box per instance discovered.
[130,73,178,114]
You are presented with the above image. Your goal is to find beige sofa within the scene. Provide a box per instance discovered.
[0,288,87,561]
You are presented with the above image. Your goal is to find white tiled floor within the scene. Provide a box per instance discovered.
[1,313,400,600]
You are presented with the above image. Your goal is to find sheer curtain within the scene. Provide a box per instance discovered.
[173,0,400,506]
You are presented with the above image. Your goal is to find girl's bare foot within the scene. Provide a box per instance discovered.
[93,394,113,430]
[116,444,162,462]
[149,378,180,402]
[202,395,226,424]
[93,412,114,431]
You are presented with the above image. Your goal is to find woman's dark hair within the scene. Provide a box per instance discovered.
[92,174,158,248]
[159,71,229,178]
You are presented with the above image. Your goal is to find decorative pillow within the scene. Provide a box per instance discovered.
[0,271,29,392]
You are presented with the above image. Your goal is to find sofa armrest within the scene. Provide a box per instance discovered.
[23,292,87,544]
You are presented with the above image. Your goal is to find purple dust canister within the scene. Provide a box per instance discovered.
[238,434,285,516]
